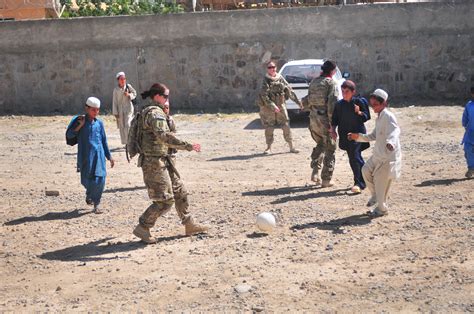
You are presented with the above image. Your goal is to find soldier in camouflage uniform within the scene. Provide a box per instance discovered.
[256,61,303,154]
[302,60,339,187]
[132,83,208,244]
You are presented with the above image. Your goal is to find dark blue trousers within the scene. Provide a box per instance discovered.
[465,142,474,169]
[81,172,105,205]
[346,143,366,189]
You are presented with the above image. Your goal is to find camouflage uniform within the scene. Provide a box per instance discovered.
[302,76,339,183]
[137,99,195,229]
[256,73,301,150]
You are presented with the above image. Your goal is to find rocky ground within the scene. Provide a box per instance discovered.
[0,106,472,312]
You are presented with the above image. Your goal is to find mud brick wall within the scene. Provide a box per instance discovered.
[0,0,472,114]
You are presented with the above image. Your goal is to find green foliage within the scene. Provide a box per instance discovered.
[60,0,184,18]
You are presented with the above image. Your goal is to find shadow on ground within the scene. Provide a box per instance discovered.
[110,147,125,153]
[246,232,269,239]
[4,209,90,226]
[242,185,316,197]
[244,116,309,130]
[271,188,350,204]
[39,235,186,262]
[208,152,287,162]
[414,177,471,187]
[104,186,146,193]
[290,214,373,234]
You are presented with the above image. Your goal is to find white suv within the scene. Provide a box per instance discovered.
[279,59,348,118]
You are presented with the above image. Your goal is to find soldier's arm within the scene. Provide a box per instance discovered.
[148,113,193,151]
[287,88,302,107]
[301,96,309,111]
[326,81,339,122]
[282,77,302,107]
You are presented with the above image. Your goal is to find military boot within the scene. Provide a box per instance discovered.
[133,224,157,244]
[185,218,209,236]
[289,143,299,154]
[263,145,272,155]
[311,168,321,185]
[321,180,334,188]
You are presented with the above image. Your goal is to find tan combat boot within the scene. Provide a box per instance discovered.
[311,168,321,185]
[263,145,272,155]
[289,143,299,154]
[321,180,334,188]
[185,218,209,236]
[133,224,157,244]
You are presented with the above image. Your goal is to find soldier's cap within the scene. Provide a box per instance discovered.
[86,97,101,108]
[321,60,336,72]
[116,71,126,79]
[370,89,388,102]
[341,80,356,91]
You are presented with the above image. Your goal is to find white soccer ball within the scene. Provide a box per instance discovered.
[256,212,276,233]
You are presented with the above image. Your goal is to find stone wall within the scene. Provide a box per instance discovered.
[0,0,472,114]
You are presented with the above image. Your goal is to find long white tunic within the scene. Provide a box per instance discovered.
[356,108,402,179]
[112,84,137,145]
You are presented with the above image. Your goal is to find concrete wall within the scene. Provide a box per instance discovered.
[0,0,472,114]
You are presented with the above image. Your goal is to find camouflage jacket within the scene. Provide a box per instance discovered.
[302,76,339,122]
[257,73,301,111]
[140,99,193,158]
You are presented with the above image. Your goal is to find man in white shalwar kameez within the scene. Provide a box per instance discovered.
[348,89,402,217]
[112,71,137,145]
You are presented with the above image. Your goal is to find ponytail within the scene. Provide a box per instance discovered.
[141,83,168,100]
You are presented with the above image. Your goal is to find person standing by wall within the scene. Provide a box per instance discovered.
[112,71,137,147]
[302,60,339,187]
[66,97,115,214]
[348,89,401,217]
[132,83,208,244]
[331,80,371,193]
[462,87,474,178]
[256,61,302,154]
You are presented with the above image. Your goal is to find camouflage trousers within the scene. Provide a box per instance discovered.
[139,156,191,228]
[259,107,293,146]
[309,115,336,181]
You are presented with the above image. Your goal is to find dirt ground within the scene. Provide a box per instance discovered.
[0,105,472,312]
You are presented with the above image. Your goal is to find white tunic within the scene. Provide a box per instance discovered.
[356,108,402,179]
[112,84,137,145]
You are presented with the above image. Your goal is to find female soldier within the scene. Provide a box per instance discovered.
[132,83,208,244]
[256,61,303,154]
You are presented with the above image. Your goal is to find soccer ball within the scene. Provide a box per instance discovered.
[256,212,276,233]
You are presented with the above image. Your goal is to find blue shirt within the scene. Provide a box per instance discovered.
[66,115,111,177]
[462,100,474,145]
[332,96,371,151]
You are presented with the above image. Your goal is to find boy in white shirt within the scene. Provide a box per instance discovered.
[348,89,402,217]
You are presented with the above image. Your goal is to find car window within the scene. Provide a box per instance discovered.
[281,65,322,83]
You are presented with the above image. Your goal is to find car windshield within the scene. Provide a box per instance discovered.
[281,65,322,83]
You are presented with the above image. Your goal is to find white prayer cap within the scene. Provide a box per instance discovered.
[86,97,101,108]
[370,89,388,102]
[116,71,126,79]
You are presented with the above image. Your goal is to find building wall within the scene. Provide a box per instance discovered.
[0,0,472,114]
[0,0,58,20]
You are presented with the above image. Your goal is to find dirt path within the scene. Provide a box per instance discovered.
[0,106,472,312]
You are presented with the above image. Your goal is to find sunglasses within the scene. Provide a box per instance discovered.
[160,94,169,99]
[267,66,276,69]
